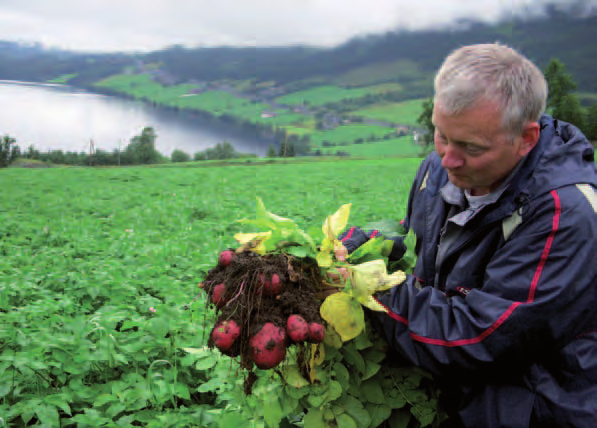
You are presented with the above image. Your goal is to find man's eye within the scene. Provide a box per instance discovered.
[466,145,483,154]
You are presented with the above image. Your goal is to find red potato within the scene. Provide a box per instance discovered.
[286,315,309,342]
[308,322,325,343]
[211,320,240,352]
[249,323,287,369]
[219,250,234,267]
[211,283,227,308]
[257,273,283,296]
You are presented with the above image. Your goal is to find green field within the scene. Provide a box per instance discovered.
[320,136,422,157]
[275,84,402,107]
[307,124,398,147]
[0,159,422,426]
[350,99,427,126]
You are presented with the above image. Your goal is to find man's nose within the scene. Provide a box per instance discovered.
[441,145,464,170]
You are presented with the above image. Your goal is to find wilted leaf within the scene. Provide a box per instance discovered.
[320,293,365,341]
[322,204,351,240]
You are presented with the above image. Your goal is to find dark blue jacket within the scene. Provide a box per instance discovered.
[373,115,597,427]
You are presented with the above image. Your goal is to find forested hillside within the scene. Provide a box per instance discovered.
[1,8,596,94]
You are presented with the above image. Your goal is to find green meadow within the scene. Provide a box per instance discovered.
[275,84,402,107]
[349,99,427,126]
[319,136,423,157]
[0,158,422,426]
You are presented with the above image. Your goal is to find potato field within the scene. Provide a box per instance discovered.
[0,158,446,427]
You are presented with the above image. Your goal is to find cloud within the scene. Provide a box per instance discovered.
[0,0,595,52]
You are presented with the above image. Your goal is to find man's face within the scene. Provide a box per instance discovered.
[433,100,537,196]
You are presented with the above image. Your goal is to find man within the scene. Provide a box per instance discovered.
[349,44,597,427]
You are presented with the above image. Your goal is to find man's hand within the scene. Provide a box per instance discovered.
[338,227,407,262]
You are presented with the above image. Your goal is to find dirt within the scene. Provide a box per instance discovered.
[202,250,331,392]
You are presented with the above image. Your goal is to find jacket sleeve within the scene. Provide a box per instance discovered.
[372,185,597,377]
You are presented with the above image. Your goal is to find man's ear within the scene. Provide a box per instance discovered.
[518,122,540,156]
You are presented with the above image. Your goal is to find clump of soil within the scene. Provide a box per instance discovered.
[201,250,330,392]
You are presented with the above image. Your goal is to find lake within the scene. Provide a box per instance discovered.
[0,81,265,156]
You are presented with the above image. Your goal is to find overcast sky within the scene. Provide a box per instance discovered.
[0,0,594,53]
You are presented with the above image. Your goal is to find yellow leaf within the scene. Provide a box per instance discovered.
[322,203,351,240]
[309,344,326,383]
[361,295,391,313]
[317,251,333,268]
[350,260,406,300]
[320,293,365,342]
[233,231,271,254]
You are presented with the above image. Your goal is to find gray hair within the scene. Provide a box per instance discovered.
[434,43,547,135]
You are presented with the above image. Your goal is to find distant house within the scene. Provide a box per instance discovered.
[261,111,278,119]
[396,126,409,136]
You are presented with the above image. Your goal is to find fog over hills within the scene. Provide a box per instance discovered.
[1,6,596,94]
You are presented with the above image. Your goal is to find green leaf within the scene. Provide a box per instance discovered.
[285,385,309,400]
[44,394,72,416]
[198,378,224,393]
[324,325,343,349]
[326,380,343,402]
[287,246,308,258]
[282,364,309,389]
[389,408,411,428]
[342,343,366,374]
[386,389,407,409]
[362,360,381,380]
[361,376,386,404]
[354,332,373,350]
[347,237,391,264]
[333,363,350,390]
[363,348,386,364]
[195,354,218,370]
[337,395,371,428]
[35,404,59,427]
[174,383,191,400]
[366,404,392,428]
[335,413,358,428]
[307,392,328,408]
[303,408,327,428]
[263,397,284,427]
[218,412,248,428]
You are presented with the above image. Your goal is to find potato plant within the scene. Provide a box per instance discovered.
[198,199,447,427]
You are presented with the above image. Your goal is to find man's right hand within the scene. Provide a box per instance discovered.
[338,227,407,262]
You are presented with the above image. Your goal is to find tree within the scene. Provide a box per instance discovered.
[171,149,191,163]
[556,93,585,130]
[544,59,577,112]
[0,135,19,167]
[416,97,435,148]
[286,142,295,157]
[584,104,597,143]
[194,151,207,161]
[266,144,276,158]
[125,126,160,164]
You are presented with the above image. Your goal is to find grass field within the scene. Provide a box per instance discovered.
[349,99,427,126]
[306,124,398,147]
[275,84,402,107]
[320,136,422,157]
[0,159,421,426]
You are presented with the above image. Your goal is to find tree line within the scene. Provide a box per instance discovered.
[0,126,299,168]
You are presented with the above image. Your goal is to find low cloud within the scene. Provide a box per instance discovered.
[0,0,594,52]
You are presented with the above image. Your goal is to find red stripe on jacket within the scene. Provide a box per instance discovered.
[375,190,562,347]
[341,227,355,242]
